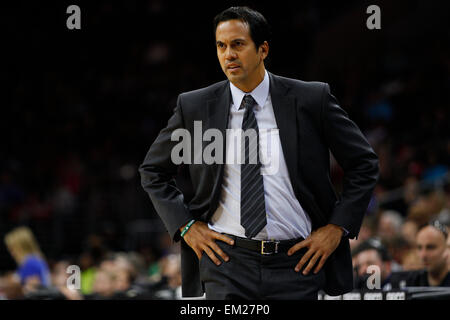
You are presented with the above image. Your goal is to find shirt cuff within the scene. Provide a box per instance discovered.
[341,227,349,237]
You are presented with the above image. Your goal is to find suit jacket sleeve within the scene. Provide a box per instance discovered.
[139,95,194,241]
[321,84,379,239]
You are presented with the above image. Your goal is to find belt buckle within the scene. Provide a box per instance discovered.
[261,240,280,255]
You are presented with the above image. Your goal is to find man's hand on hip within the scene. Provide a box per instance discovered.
[180,221,235,265]
[287,224,343,275]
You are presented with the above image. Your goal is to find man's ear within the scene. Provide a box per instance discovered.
[259,41,269,60]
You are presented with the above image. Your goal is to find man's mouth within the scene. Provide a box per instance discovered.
[227,64,240,70]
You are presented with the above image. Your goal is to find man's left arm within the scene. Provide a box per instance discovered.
[288,83,379,275]
[320,83,379,238]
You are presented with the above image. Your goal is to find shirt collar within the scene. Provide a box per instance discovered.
[229,70,269,111]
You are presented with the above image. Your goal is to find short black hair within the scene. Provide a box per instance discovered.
[213,6,271,50]
[352,238,391,262]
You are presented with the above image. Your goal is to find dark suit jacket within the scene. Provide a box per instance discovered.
[139,72,379,297]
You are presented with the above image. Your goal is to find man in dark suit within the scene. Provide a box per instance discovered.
[139,6,379,299]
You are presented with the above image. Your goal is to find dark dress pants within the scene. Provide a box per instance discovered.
[199,240,325,300]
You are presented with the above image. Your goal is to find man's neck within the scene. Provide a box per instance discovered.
[428,265,448,286]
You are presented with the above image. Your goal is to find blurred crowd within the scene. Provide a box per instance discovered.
[0,226,183,300]
[351,200,450,290]
[1,1,449,299]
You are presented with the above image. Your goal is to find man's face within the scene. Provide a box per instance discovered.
[416,226,448,273]
[354,249,388,280]
[215,19,268,90]
[377,215,398,241]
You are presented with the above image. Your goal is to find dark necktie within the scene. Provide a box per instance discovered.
[240,95,267,238]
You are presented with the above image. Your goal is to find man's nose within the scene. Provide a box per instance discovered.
[418,249,427,261]
[225,46,237,60]
[357,264,367,276]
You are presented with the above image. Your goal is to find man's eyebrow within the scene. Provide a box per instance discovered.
[216,39,247,45]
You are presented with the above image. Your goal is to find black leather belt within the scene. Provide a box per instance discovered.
[224,234,304,255]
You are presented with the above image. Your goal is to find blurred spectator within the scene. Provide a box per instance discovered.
[401,219,419,247]
[91,268,115,299]
[49,260,83,300]
[4,226,51,294]
[112,253,136,293]
[125,251,148,284]
[50,260,70,289]
[400,221,449,287]
[0,272,24,299]
[151,254,182,299]
[160,254,181,291]
[384,236,411,271]
[352,238,396,290]
[85,252,156,299]
[377,210,404,242]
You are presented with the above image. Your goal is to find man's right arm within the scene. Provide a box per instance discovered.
[139,96,194,241]
[139,96,235,262]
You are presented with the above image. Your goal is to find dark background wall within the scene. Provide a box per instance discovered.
[1,0,449,270]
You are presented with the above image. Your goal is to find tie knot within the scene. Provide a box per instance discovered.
[241,95,257,111]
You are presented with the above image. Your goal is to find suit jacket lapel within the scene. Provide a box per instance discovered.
[206,81,231,141]
[269,72,299,189]
[205,81,230,214]
[205,80,231,170]
[269,73,326,228]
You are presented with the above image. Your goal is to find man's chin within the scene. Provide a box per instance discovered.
[225,72,245,83]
